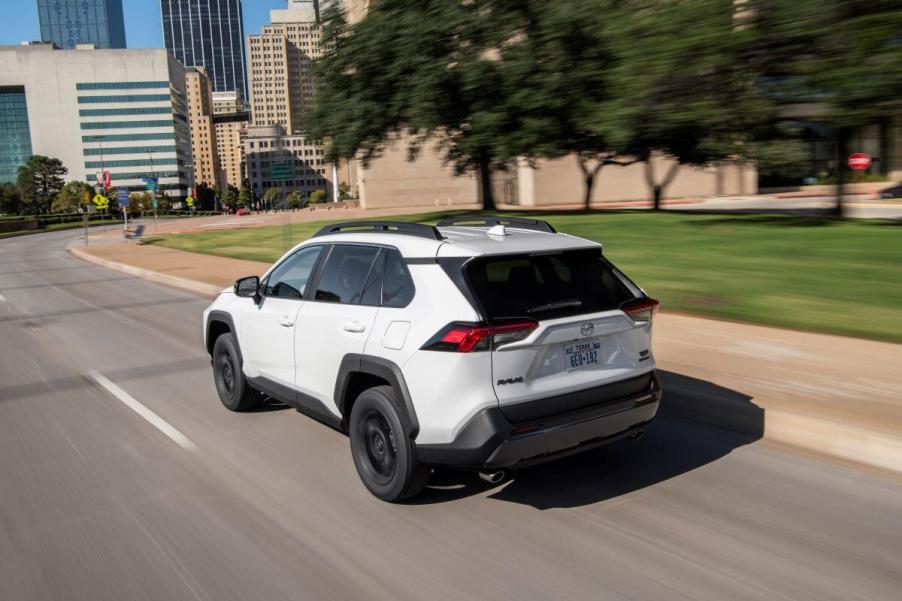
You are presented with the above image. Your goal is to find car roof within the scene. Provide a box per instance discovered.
[297,225,599,260]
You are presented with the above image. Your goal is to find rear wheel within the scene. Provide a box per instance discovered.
[349,386,429,502]
[212,334,259,411]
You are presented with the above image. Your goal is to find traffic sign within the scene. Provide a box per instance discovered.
[848,153,872,170]
[92,193,109,209]
[116,187,129,207]
[186,196,195,207]
[143,177,158,192]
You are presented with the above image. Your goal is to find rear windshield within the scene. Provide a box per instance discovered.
[465,248,638,320]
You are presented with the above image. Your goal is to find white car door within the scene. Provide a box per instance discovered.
[293,244,382,412]
[240,245,325,386]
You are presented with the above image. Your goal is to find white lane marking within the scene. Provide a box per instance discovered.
[0,292,6,302]
[89,371,198,452]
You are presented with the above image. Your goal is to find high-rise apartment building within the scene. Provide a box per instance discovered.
[161,0,248,97]
[248,3,323,133]
[212,91,249,191]
[36,0,127,49]
[0,44,193,197]
[184,68,220,188]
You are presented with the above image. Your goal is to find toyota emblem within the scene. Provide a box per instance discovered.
[580,322,595,337]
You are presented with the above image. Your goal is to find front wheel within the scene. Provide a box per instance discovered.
[349,386,429,502]
[212,333,259,411]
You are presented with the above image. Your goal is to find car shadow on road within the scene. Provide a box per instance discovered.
[411,370,763,509]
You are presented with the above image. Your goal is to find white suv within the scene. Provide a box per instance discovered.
[203,216,661,501]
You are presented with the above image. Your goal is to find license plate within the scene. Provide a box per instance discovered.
[564,340,601,370]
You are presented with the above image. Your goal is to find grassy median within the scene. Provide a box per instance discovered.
[145,211,902,342]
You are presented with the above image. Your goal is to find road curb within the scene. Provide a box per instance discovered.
[662,376,902,475]
[68,242,223,297]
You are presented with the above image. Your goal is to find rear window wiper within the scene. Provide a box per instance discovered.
[526,299,582,313]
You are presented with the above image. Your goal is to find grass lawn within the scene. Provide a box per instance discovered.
[145,211,902,342]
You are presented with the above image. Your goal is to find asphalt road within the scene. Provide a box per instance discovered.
[1,229,900,601]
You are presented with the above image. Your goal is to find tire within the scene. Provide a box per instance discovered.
[212,333,259,412]
[349,385,429,502]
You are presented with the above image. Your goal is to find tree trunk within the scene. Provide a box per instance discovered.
[584,173,595,210]
[645,160,680,211]
[834,128,847,218]
[477,156,496,211]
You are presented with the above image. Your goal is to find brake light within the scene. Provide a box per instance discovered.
[422,320,538,352]
[620,298,660,323]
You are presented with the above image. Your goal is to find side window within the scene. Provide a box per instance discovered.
[314,245,381,304]
[381,250,415,308]
[263,245,323,300]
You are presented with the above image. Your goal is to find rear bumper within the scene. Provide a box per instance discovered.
[417,371,661,469]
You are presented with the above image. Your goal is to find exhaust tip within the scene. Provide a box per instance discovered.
[478,470,506,485]
[629,429,645,441]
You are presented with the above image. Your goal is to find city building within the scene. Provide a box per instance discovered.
[212,91,249,191]
[244,124,330,202]
[36,0,127,49]
[248,2,324,133]
[161,0,248,97]
[0,85,33,184]
[184,67,220,189]
[0,43,193,197]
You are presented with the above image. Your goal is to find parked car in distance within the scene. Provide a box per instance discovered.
[235,207,251,216]
[203,216,662,501]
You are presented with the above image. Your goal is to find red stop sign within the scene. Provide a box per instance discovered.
[848,153,872,170]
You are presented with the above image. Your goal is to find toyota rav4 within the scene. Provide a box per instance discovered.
[203,216,661,501]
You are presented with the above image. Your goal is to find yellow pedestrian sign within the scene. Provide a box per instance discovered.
[92,193,109,209]
[186,196,195,208]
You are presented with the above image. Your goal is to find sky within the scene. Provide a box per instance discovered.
[0,0,288,49]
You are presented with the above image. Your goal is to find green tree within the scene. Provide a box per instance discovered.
[308,0,523,210]
[129,191,152,214]
[16,155,67,214]
[747,0,902,216]
[51,181,93,213]
[497,0,633,209]
[338,181,351,201]
[0,182,21,214]
[309,189,327,204]
[238,179,252,207]
[285,190,308,209]
[263,187,281,209]
[603,0,788,210]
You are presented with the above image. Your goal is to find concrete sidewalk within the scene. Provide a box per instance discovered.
[69,236,902,474]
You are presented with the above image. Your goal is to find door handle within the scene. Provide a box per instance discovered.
[343,321,366,333]
[279,315,294,327]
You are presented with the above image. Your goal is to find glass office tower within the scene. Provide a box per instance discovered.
[36,0,127,49]
[0,87,33,184]
[161,0,248,98]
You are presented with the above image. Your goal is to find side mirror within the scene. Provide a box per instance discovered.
[235,276,260,300]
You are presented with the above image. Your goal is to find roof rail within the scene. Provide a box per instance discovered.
[436,214,557,233]
[312,221,444,241]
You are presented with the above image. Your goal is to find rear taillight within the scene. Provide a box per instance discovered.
[422,320,538,352]
[620,298,659,322]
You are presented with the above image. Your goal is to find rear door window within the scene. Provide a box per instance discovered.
[313,245,381,304]
[465,248,636,320]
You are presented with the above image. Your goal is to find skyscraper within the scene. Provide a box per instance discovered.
[161,0,248,98]
[36,0,127,49]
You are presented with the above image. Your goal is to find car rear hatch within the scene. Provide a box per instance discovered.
[463,248,657,423]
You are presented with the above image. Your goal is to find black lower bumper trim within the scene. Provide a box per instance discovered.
[417,371,661,469]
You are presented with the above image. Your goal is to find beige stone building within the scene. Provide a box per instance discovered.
[248,1,323,134]
[184,67,220,189]
[212,91,249,191]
